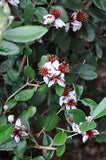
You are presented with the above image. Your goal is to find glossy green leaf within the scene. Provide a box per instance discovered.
[38,83,49,94]
[60,0,81,11]
[0,40,20,56]
[24,65,35,79]
[56,144,65,157]
[6,99,18,110]
[75,85,83,99]
[92,97,106,119]
[93,0,106,11]
[14,140,27,158]
[79,121,96,132]
[83,22,96,42]
[7,68,19,81]
[35,7,48,23]
[68,109,86,124]
[52,5,69,22]
[44,115,59,131]
[42,134,54,159]
[3,26,48,43]
[15,87,36,101]
[96,133,106,142]
[95,42,103,59]
[0,138,17,149]
[77,70,97,80]
[38,55,48,68]
[0,115,7,125]
[55,84,64,96]
[34,0,47,5]
[25,106,36,118]
[81,98,97,115]
[24,47,32,56]
[53,132,67,146]
[57,35,71,52]
[0,124,13,142]
[32,156,45,160]
[23,3,35,21]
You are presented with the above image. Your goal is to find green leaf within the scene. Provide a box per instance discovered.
[79,121,96,132]
[95,42,103,59]
[34,0,47,5]
[93,0,106,11]
[42,134,54,159]
[60,0,81,11]
[57,35,71,52]
[0,124,13,142]
[24,65,35,79]
[7,68,19,82]
[3,26,48,43]
[81,98,97,115]
[65,73,76,85]
[23,3,35,21]
[14,140,27,158]
[0,115,7,125]
[35,7,48,23]
[75,85,83,99]
[25,106,36,119]
[56,144,65,157]
[53,132,67,146]
[92,97,106,119]
[38,83,50,94]
[24,47,32,56]
[44,115,59,131]
[0,138,17,149]
[96,133,106,142]
[38,55,48,68]
[0,40,21,56]
[6,99,18,110]
[15,87,36,101]
[32,156,45,160]
[55,84,64,96]
[77,70,97,80]
[68,109,86,125]
[98,36,106,46]
[0,102,2,115]
[82,21,96,42]
[52,5,69,22]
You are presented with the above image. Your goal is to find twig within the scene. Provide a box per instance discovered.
[67,133,79,139]
[56,108,64,115]
[47,0,55,10]
[37,128,45,137]
[84,0,93,10]
[19,55,26,75]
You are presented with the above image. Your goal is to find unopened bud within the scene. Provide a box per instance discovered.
[8,115,14,123]
[3,105,8,111]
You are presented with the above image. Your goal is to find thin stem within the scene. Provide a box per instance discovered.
[47,0,55,10]
[56,108,64,115]
[37,128,45,137]
[56,127,74,133]
[67,133,79,139]
[19,55,26,75]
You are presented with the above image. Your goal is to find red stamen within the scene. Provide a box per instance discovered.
[76,11,87,22]
[51,8,62,19]
[12,128,22,138]
[67,99,76,108]
[86,130,95,138]
[47,55,58,63]
[40,67,48,76]
[63,88,70,97]
[59,62,69,73]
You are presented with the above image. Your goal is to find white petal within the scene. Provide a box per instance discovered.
[57,80,65,87]
[82,135,89,143]
[65,23,70,32]
[0,1,2,6]
[72,123,79,132]
[66,105,70,111]
[54,19,66,29]
[71,106,77,109]
[15,135,20,143]
[21,131,28,136]
[48,80,55,87]
[52,60,59,70]
[43,62,52,70]
[8,0,19,6]
[43,76,49,84]
[43,14,52,19]
[71,21,82,32]
[15,119,21,129]
[59,96,64,106]
[93,130,99,135]
[71,12,77,20]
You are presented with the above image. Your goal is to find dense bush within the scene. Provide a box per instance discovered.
[0,0,106,159]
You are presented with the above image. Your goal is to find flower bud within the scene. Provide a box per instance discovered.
[3,105,8,111]
[8,115,14,123]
